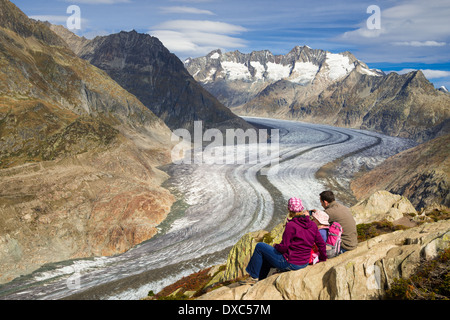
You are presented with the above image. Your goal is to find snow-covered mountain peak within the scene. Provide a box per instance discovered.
[185,46,383,86]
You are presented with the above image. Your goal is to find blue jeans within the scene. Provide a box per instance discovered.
[246,243,308,280]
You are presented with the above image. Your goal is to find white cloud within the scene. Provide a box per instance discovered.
[30,15,69,23]
[336,0,450,63]
[65,0,131,4]
[160,6,215,15]
[392,41,447,47]
[390,69,450,79]
[419,69,450,79]
[150,20,247,57]
[30,15,88,25]
[169,0,214,3]
[341,1,450,42]
[153,20,246,35]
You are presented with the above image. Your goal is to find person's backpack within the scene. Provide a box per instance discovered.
[309,222,343,264]
[326,222,343,258]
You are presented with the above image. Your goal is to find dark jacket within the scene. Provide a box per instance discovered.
[274,215,327,265]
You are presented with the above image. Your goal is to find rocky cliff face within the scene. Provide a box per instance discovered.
[0,0,175,283]
[51,26,253,133]
[186,47,450,142]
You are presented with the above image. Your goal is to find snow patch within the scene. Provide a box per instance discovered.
[290,61,319,85]
[326,53,355,80]
[221,61,251,81]
[33,257,110,282]
[202,68,217,83]
[210,52,220,59]
[250,61,266,80]
[358,67,382,77]
[266,62,291,81]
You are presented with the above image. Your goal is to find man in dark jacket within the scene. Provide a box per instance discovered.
[319,190,358,252]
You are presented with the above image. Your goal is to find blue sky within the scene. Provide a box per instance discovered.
[12,0,450,88]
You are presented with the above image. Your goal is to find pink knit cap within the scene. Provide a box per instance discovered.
[288,197,305,212]
[312,210,330,225]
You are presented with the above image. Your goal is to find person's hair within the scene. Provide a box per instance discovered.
[288,210,306,219]
[320,190,335,203]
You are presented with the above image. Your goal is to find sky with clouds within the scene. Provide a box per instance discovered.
[12,0,450,88]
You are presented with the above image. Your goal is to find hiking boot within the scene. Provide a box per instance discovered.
[238,277,258,286]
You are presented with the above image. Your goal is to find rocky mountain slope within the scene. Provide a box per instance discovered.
[51,26,252,133]
[351,133,450,210]
[186,47,382,109]
[0,0,175,283]
[186,47,450,142]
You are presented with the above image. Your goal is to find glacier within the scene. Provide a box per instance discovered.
[0,118,416,300]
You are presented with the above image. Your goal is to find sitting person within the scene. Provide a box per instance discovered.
[311,210,330,242]
[244,197,327,283]
[319,190,357,253]
[309,210,330,264]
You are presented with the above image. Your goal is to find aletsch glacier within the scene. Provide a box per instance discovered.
[0,117,416,300]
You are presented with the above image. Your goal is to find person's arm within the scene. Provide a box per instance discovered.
[274,223,294,254]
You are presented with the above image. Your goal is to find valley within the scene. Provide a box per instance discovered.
[0,0,448,302]
[0,117,414,300]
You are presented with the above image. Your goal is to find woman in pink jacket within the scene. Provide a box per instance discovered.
[245,197,327,282]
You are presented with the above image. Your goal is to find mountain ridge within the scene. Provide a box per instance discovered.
[50,25,253,133]
[0,0,176,283]
[186,47,449,142]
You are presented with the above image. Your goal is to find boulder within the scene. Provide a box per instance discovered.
[220,230,268,282]
[351,190,417,224]
[220,222,285,283]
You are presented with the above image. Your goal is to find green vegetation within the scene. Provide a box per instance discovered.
[385,248,450,300]
[357,220,409,242]
[357,208,449,242]
[0,100,118,168]
[262,233,274,244]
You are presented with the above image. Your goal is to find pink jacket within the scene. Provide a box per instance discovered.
[274,215,327,265]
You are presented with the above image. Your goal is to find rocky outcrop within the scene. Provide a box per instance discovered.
[0,0,175,283]
[198,220,449,300]
[186,47,450,142]
[51,26,253,134]
[351,190,417,225]
[351,134,450,210]
[196,192,449,300]
[220,223,285,283]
